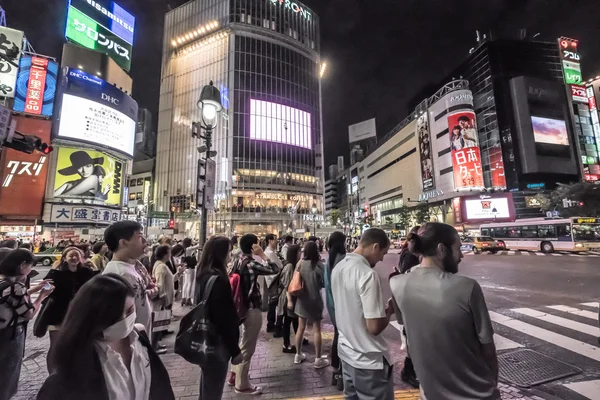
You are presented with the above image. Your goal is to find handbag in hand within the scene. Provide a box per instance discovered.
[175,275,224,366]
[287,264,304,297]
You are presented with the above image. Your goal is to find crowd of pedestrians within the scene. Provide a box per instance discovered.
[0,220,505,400]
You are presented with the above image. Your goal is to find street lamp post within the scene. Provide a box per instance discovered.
[311,204,318,237]
[195,81,222,248]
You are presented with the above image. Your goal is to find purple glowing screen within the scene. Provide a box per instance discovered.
[250,99,312,149]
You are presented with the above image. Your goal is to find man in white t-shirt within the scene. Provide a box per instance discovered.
[103,221,155,333]
[331,228,394,400]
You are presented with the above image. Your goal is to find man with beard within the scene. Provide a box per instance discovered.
[390,223,499,400]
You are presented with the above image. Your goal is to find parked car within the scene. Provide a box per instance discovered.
[461,236,505,254]
[34,248,61,266]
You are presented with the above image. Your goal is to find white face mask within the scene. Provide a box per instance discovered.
[102,311,136,341]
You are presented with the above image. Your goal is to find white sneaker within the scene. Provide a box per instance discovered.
[314,357,330,369]
[294,353,307,364]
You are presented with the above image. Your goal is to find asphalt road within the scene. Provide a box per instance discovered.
[375,250,600,400]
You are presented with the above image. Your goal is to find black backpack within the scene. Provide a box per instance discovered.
[175,275,225,366]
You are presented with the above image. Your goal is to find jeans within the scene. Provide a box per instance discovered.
[199,349,229,400]
[341,358,394,400]
[282,310,298,348]
[234,308,262,390]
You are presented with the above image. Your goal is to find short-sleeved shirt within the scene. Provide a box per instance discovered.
[331,253,391,370]
[390,266,500,400]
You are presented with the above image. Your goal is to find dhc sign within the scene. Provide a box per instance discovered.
[269,0,312,21]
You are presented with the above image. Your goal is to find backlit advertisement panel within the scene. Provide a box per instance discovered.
[0,26,24,98]
[55,68,138,156]
[65,0,135,71]
[53,147,124,206]
[250,99,312,149]
[13,56,59,117]
[571,85,588,103]
[562,60,582,85]
[416,113,434,190]
[489,147,506,188]
[0,118,51,219]
[462,193,516,223]
[448,110,484,190]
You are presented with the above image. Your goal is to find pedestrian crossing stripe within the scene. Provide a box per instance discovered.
[289,390,421,400]
[563,379,600,399]
[512,308,598,336]
[547,305,598,321]
[462,250,600,257]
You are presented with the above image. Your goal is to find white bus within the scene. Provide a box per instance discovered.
[479,217,600,253]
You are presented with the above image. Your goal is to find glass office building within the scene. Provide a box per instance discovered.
[155,0,324,237]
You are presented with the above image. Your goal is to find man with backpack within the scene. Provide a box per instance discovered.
[264,234,284,336]
[228,233,280,395]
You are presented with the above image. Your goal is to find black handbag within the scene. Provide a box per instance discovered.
[175,275,225,366]
[33,298,52,338]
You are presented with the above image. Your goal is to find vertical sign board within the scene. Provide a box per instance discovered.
[448,110,484,189]
[417,113,435,190]
[0,27,24,98]
[205,159,216,211]
[558,38,583,93]
[13,56,59,117]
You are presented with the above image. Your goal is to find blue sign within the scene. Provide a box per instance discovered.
[527,183,546,190]
[70,0,135,44]
[13,56,59,117]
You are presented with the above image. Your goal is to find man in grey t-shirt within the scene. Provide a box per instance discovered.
[390,223,500,400]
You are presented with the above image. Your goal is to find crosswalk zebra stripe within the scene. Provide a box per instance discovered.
[507,251,515,255]
[535,252,545,256]
[512,308,598,336]
[562,379,600,399]
[521,251,530,255]
[493,334,523,351]
[551,253,562,256]
[581,302,599,308]
[546,305,598,321]
[488,311,600,362]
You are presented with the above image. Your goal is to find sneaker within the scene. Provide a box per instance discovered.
[294,353,307,364]
[282,346,297,354]
[234,385,262,395]
[227,372,236,387]
[314,357,330,369]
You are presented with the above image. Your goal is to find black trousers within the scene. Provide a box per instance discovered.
[282,310,299,348]
[331,326,340,370]
[267,298,280,329]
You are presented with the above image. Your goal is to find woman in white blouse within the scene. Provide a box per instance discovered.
[152,245,185,310]
[37,274,174,400]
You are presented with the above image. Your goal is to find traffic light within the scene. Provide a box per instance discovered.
[1,133,53,155]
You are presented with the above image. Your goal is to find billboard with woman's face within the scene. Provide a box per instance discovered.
[447,110,484,190]
[53,147,124,206]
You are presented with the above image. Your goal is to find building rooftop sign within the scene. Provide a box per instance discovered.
[269,0,312,21]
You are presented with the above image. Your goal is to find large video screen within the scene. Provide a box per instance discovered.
[464,197,510,220]
[250,99,311,149]
[532,116,569,146]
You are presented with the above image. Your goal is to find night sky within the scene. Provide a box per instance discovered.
[3,0,600,167]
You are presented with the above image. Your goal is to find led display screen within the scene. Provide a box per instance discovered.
[532,116,569,146]
[250,99,311,149]
[464,197,510,220]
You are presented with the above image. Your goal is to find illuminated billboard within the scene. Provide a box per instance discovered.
[532,116,569,146]
[65,0,135,71]
[13,56,59,117]
[416,113,434,190]
[53,147,124,206]
[250,99,311,149]
[448,110,484,190]
[55,68,138,157]
[464,197,511,220]
[0,26,24,98]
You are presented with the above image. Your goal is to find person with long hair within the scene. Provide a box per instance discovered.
[323,231,347,388]
[41,246,97,372]
[0,249,54,400]
[181,238,199,307]
[276,244,304,353]
[152,245,185,311]
[195,236,242,399]
[38,274,175,400]
[293,241,329,369]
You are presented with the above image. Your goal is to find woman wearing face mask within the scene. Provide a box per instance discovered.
[0,249,54,400]
[39,247,98,372]
[38,274,175,400]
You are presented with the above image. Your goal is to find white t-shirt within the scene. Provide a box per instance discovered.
[331,253,391,370]
[103,261,152,333]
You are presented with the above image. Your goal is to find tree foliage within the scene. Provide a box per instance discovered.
[328,209,341,226]
[414,203,431,224]
[536,182,600,218]
[396,206,412,233]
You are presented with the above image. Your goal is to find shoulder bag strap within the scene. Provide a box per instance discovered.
[200,275,218,303]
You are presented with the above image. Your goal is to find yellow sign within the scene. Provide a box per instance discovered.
[575,218,598,224]
[53,147,124,206]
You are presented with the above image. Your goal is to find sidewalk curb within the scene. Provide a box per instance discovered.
[288,389,421,400]
[524,387,568,400]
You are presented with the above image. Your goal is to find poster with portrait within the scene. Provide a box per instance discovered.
[53,147,124,206]
[0,27,24,98]
[416,113,435,190]
[447,110,484,189]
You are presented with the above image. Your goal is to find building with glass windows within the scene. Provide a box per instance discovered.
[154,0,323,237]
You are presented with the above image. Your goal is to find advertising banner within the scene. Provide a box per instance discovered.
[0,27,24,98]
[65,0,135,71]
[13,56,59,117]
[0,118,51,219]
[447,110,484,190]
[416,113,434,190]
[571,85,588,103]
[205,159,216,211]
[53,147,124,206]
[49,204,121,225]
[349,118,376,144]
[489,146,506,188]
[462,193,516,223]
[562,60,582,85]
[55,68,138,156]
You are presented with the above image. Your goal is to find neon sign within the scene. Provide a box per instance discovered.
[269,0,312,21]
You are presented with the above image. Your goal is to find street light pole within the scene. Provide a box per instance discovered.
[199,127,212,248]
[312,203,317,237]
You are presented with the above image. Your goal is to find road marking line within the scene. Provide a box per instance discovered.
[562,379,600,399]
[535,252,545,256]
[547,305,598,320]
[493,334,524,350]
[489,311,600,362]
[507,251,515,255]
[580,302,599,308]
[520,251,530,256]
[512,308,598,336]
[551,253,562,256]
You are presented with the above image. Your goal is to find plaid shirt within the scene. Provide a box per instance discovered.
[233,253,280,309]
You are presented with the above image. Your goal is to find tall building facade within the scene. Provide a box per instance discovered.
[155,0,324,237]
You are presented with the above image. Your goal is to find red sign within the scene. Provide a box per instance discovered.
[585,174,599,181]
[453,197,462,224]
[448,110,484,189]
[0,118,51,219]
[23,57,49,115]
[571,85,588,103]
[489,146,506,188]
